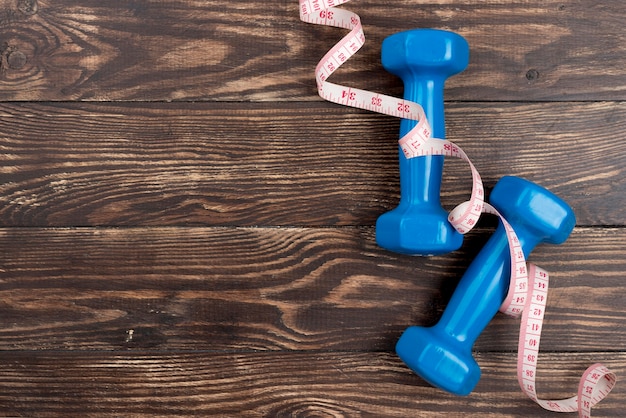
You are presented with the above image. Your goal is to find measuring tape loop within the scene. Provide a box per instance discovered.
[420,138,485,234]
[503,263,617,417]
[298,1,616,415]
[300,0,483,234]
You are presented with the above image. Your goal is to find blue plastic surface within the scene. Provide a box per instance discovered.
[395,176,576,395]
[376,29,469,255]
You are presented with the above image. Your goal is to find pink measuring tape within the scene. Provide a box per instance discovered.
[299,1,616,415]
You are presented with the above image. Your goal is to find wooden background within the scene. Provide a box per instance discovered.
[0,0,624,416]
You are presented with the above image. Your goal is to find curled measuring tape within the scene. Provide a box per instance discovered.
[506,264,617,417]
[299,1,616,415]
[299,0,484,233]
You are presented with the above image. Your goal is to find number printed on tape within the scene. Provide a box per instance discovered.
[299,1,616,416]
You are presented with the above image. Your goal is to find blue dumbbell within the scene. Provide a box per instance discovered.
[396,176,576,395]
[376,29,469,255]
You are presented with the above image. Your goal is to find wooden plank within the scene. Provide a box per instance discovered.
[0,350,622,416]
[0,226,623,352]
[0,1,623,101]
[0,101,623,227]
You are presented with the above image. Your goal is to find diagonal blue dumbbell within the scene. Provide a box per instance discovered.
[396,176,576,395]
[376,29,469,255]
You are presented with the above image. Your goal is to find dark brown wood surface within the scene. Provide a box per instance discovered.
[0,0,624,416]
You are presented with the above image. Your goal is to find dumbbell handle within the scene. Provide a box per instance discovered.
[438,220,536,347]
[398,76,446,207]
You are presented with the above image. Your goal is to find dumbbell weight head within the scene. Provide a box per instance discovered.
[382,29,470,84]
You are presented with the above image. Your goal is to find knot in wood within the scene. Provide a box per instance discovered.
[17,0,38,15]
[7,49,26,69]
[526,69,540,82]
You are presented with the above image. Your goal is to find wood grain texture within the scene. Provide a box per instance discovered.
[0,101,624,227]
[0,1,623,101]
[0,226,623,352]
[0,0,624,415]
[0,351,623,417]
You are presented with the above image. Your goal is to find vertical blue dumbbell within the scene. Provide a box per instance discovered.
[396,176,576,395]
[376,29,469,255]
